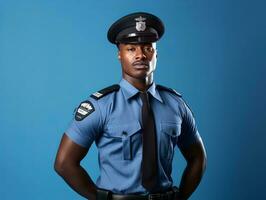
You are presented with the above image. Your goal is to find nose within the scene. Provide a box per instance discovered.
[135,47,146,60]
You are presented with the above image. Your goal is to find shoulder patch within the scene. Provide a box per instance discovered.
[75,100,95,121]
[90,84,120,100]
[156,84,182,97]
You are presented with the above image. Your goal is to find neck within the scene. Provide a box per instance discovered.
[123,74,154,92]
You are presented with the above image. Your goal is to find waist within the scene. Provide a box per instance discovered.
[112,192,174,200]
[97,187,179,200]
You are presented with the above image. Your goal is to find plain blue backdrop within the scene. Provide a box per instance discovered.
[0,0,265,199]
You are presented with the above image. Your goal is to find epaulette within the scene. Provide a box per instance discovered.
[156,84,182,97]
[90,84,120,100]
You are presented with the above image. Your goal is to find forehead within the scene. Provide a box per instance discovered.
[119,42,156,48]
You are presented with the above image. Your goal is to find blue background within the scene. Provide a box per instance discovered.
[0,0,265,199]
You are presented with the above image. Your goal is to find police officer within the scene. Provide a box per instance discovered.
[54,12,207,200]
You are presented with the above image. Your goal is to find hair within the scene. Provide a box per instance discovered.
[116,43,120,49]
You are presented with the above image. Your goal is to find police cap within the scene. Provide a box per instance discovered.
[107,12,165,44]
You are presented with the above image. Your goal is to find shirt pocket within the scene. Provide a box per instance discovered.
[106,122,142,160]
[160,122,181,160]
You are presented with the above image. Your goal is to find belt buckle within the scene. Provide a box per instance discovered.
[148,193,161,200]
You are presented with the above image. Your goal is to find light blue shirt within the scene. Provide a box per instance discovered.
[66,78,201,194]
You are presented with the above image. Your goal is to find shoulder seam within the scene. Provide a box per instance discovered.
[90,84,120,100]
[156,84,182,97]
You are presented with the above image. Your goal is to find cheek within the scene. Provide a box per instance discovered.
[149,55,157,69]
[121,54,133,67]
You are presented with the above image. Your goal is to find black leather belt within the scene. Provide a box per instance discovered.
[112,191,175,200]
[97,187,179,200]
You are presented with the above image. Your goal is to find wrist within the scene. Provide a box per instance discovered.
[87,186,97,200]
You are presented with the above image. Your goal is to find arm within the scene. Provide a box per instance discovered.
[54,133,97,200]
[177,139,207,200]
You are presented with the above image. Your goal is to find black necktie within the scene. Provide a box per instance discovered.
[139,92,158,191]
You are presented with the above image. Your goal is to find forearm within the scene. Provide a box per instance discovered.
[178,158,206,200]
[55,163,97,200]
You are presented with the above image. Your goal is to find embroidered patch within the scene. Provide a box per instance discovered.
[75,101,95,121]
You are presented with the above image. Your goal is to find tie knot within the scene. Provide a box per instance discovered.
[139,92,149,104]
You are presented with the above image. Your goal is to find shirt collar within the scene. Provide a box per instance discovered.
[147,81,164,103]
[119,78,163,103]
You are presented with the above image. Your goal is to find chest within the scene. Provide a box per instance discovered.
[97,96,182,160]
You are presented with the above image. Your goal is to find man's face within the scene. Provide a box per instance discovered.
[118,42,157,81]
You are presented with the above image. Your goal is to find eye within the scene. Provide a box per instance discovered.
[143,46,154,53]
[127,47,136,52]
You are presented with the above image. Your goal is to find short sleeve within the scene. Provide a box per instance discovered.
[65,98,103,148]
[177,100,202,149]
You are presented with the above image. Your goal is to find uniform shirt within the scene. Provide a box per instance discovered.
[66,78,201,194]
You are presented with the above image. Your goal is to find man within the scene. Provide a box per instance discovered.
[54,12,207,200]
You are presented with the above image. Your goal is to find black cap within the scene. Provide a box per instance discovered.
[107,12,165,44]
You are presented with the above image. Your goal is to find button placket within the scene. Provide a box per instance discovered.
[122,131,132,160]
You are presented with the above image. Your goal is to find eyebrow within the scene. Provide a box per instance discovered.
[124,43,153,47]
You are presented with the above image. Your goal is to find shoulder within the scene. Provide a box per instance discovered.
[90,84,120,100]
[156,84,196,117]
[74,84,120,121]
[156,84,189,112]
[156,84,182,97]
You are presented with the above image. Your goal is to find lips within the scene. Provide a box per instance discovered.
[132,61,149,69]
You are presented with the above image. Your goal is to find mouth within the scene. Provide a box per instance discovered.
[132,61,149,69]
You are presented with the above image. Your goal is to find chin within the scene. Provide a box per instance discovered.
[133,72,151,80]
[124,69,154,80]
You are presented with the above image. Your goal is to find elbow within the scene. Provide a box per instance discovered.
[189,151,207,174]
[197,143,207,173]
[54,156,79,177]
[197,149,207,173]
[54,160,62,175]
[202,154,207,173]
[54,158,67,176]
[202,145,207,171]
[198,151,207,176]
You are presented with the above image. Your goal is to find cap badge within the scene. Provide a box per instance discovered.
[135,16,146,31]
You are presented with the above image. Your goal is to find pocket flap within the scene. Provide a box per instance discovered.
[161,122,181,137]
[107,122,142,137]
